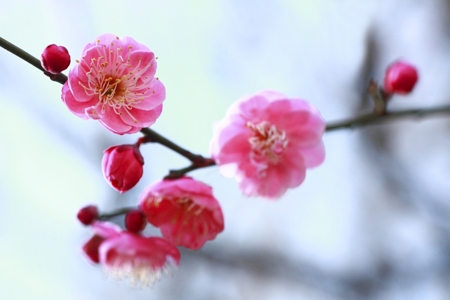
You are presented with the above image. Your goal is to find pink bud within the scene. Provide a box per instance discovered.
[384,60,418,95]
[77,205,99,225]
[124,209,147,233]
[102,144,144,193]
[41,44,71,74]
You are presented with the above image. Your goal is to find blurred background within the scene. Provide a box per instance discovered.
[1,0,450,299]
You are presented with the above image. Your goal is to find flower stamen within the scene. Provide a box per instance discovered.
[246,121,289,177]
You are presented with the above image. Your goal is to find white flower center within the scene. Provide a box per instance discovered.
[246,121,288,176]
[77,38,155,122]
[105,257,175,288]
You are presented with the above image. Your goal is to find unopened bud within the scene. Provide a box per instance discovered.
[124,209,147,233]
[384,60,418,95]
[41,44,71,74]
[77,205,99,225]
[102,144,144,193]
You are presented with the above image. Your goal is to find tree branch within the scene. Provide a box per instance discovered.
[326,105,450,132]
[0,36,68,84]
[2,36,450,178]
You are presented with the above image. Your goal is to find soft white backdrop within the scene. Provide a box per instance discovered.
[1,0,450,299]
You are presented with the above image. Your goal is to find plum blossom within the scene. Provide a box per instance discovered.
[99,233,180,287]
[139,177,224,250]
[62,33,165,134]
[210,90,325,199]
[82,221,180,287]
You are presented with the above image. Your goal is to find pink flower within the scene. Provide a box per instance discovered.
[384,60,418,95]
[62,33,165,134]
[139,177,224,250]
[102,144,144,193]
[210,90,325,199]
[41,44,71,74]
[99,233,180,287]
[82,221,180,287]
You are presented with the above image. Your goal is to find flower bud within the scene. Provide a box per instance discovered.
[41,44,71,74]
[77,205,99,225]
[124,209,147,233]
[384,60,418,95]
[102,144,144,193]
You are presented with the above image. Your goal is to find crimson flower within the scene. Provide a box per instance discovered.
[139,177,224,250]
[102,144,144,193]
[210,90,325,199]
[62,33,165,134]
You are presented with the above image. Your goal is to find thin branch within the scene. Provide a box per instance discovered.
[0,36,68,84]
[140,127,216,178]
[98,206,136,220]
[140,127,206,162]
[326,105,450,132]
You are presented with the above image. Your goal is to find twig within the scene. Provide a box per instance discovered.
[326,105,450,132]
[98,206,136,220]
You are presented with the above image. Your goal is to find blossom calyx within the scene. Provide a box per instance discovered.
[384,60,418,95]
[41,44,71,74]
[102,144,144,193]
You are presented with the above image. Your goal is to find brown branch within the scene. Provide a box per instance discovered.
[0,36,68,84]
[326,105,450,132]
[98,206,136,220]
[140,127,216,178]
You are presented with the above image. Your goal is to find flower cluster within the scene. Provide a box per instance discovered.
[79,177,224,285]
[66,35,417,289]
[34,31,418,291]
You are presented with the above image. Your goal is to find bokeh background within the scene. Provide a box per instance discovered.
[1,0,450,299]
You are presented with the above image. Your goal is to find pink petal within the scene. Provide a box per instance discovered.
[99,106,132,134]
[131,79,165,110]
[61,83,98,119]
[119,104,162,127]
